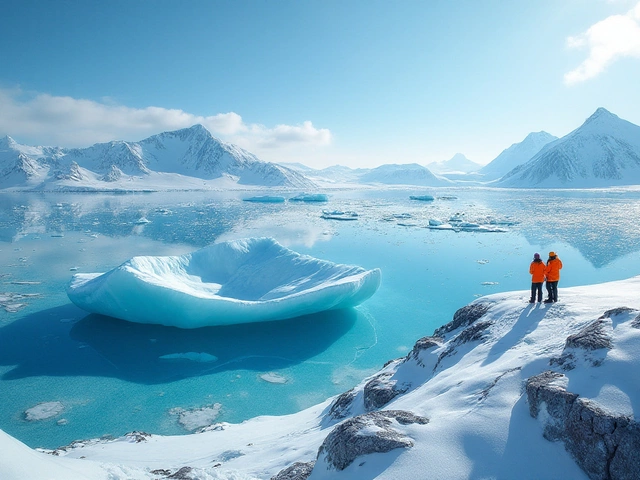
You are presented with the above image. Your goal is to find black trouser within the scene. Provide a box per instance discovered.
[546,281,558,302]
[530,282,543,302]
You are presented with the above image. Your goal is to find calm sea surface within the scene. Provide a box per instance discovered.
[1,187,640,448]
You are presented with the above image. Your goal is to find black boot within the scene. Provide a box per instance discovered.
[544,299,553,304]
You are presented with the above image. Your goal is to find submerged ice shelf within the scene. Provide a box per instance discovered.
[66,237,381,328]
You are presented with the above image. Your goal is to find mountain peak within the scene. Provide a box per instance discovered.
[0,135,17,148]
[584,107,618,125]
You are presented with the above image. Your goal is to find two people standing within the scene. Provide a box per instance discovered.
[529,251,563,304]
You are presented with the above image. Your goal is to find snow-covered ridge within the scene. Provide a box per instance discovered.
[66,237,382,328]
[3,276,640,479]
[500,108,640,188]
[0,125,315,190]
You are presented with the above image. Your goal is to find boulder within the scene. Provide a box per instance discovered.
[317,410,428,471]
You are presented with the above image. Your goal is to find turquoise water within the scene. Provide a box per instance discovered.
[1,188,640,449]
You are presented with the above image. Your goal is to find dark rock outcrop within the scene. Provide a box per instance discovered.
[327,388,357,421]
[433,303,491,337]
[601,307,637,319]
[363,373,409,411]
[404,335,443,366]
[317,410,428,471]
[565,319,612,351]
[551,317,613,370]
[271,461,315,480]
[526,370,640,479]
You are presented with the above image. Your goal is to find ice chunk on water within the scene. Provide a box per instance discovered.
[67,238,381,328]
[288,193,328,202]
[243,195,285,203]
[259,372,288,384]
[409,195,434,201]
[25,402,64,421]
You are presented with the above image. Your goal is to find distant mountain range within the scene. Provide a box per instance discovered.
[0,125,314,190]
[499,108,640,187]
[479,131,558,181]
[428,153,481,174]
[2,108,639,191]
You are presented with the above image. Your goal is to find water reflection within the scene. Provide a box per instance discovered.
[0,305,356,383]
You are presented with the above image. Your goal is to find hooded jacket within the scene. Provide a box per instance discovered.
[545,256,563,282]
[529,259,545,283]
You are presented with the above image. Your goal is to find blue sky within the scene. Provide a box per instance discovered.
[1,0,639,168]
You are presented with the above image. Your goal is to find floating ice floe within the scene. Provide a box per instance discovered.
[409,195,435,201]
[134,217,151,225]
[243,195,286,203]
[169,403,222,431]
[427,217,507,233]
[321,210,359,221]
[288,193,328,202]
[67,238,381,328]
[24,402,64,421]
[259,372,288,384]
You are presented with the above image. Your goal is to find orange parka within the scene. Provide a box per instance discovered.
[529,259,546,283]
[545,257,563,282]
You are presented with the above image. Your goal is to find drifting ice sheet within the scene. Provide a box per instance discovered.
[67,238,381,328]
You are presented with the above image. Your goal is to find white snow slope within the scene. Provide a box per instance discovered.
[4,276,640,479]
[0,126,314,191]
[499,108,640,188]
[66,238,382,328]
[479,131,557,181]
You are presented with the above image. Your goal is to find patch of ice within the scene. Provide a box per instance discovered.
[288,193,328,202]
[169,403,222,431]
[409,195,435,201]
[259,372,288,384]
[25,402,64,421]
[321,210,359,221]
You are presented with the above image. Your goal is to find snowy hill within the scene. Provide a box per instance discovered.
[499,109,640,188]
[479,131,557,181]
[428,153,481,174]
[0,126,315,191]
[4,276,640,479]
[358,163,450,186]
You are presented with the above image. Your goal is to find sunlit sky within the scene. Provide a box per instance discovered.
[1,0,639,168]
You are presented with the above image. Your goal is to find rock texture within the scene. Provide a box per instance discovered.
[271,461,315,480]
[317,410,429,471]
[404,335,442,366]
[363,373,409,411]
[526,371,640,480]
[433,303,491,337]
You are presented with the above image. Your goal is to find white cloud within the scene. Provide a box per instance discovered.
[0,88,331,152]
[564,2,640,85]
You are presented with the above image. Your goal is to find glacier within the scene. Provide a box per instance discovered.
[66,238,381,328]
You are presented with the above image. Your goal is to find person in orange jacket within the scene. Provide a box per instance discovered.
[529,253,545,303]
[544,251,563,303]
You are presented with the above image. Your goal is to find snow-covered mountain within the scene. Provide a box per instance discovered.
[3,276,640,479]
[479,131,557,181]
[358,163,451,186]
[428,153,481,174]
[499,108,640,188]
[0,126,315,190]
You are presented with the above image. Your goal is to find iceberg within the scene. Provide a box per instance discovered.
[66,238,381,328]
[409,195,434,201]
[288,193,329,202]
